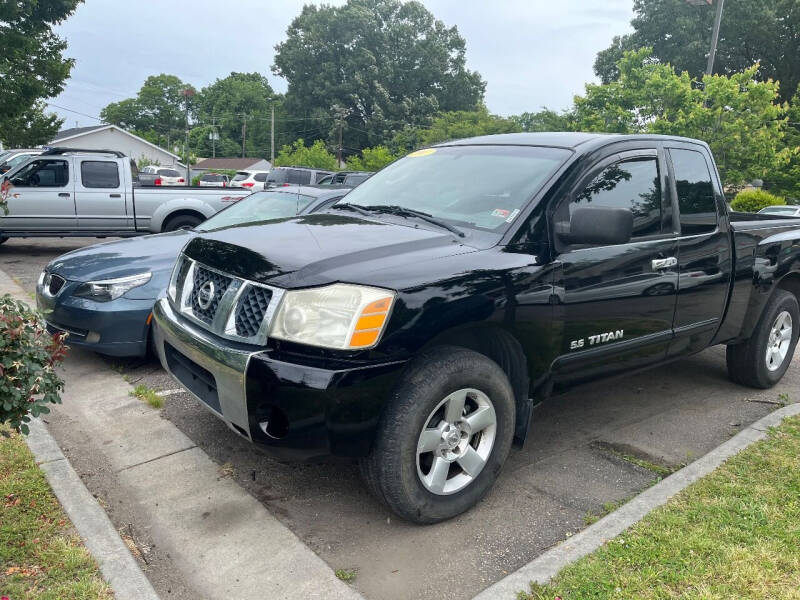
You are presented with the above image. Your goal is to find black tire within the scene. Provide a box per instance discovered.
[360,346,515,524]
[162,213,203,232]
[726,289,799,388]
[0,236,8,245]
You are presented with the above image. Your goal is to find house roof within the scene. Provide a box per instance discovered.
[194,157,270,170]
[52,125,107,141]
[50,124,183,163]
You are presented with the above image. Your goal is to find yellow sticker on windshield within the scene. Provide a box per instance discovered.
[408,148,437,158]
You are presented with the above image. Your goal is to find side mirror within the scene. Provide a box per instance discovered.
[562,206,633,246]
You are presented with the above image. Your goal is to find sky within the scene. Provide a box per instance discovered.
[50,0,634,129]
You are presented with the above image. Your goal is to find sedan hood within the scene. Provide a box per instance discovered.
[183,213,478,289]
[48,230,194,282]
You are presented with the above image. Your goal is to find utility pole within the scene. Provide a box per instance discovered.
[241,114,247,158]
[706,0,724,75]
[337,113,343,168]
[182,88,194,186]
[211,114,216,159]
[270,102,275,164]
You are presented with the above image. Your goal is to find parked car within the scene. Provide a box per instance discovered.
[199,173,230,187]
[0,148,42,174]
[140,165,186,186]
[758,205,800,217]
[152,132,800,524]
[35,185,352,357]
[230,170,269,189]
[318,170,373,187]
[264,166,333,188]
[0,147,252,242]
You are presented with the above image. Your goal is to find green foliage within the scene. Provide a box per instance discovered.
[513,108,574,132]
[347,146,400,171]
[593,0,800,103]
[0,101,63,147]
[0,296,68,434]
[0,0,79,147]
[273,139,338,170]
[136,156,160,169]
[390,106,520,153]
[273,0,485,153]
[730,189,786,213]
[573,49,787,186]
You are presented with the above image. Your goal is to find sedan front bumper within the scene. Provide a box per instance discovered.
[152,298,406,460]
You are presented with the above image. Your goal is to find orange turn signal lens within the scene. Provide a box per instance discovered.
[347,294,394,348]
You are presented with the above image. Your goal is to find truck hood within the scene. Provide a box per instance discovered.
[183,213,479,289]
[47,230,194,282]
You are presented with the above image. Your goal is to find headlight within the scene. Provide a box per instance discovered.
[270,283,395,350]
[73,272,152,302]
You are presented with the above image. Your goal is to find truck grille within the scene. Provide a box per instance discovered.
[169,256,283,344]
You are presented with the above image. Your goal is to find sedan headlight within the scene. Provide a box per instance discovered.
[73,272,152,302]
[270,283,395,350]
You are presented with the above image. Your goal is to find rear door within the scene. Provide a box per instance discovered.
[551,146,679,387]
[666,145,732,356]
[0,158,75,231]
[74,158,129,231]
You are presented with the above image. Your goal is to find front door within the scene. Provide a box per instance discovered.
[0,158,75,231]
[551,147,678,388]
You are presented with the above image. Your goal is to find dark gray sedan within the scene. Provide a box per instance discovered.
[35,186,350,357]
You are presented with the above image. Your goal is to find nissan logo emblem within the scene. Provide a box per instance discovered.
[197,281,215,310]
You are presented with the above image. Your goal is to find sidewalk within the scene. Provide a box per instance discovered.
[1,269,363,600]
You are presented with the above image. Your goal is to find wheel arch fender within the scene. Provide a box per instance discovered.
[150,198,217,232]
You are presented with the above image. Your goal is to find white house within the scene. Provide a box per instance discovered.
[50,125,184,168]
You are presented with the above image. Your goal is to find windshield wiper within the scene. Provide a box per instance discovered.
[331,202,371,216]
[362,205,465,238]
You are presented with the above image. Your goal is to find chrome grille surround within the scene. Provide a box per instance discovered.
[169,256,284,345]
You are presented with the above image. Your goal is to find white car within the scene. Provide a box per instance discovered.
[140,165,186,186]
[230,170,269,189]
[198,173,230,187]
[757,205,800,217]
[0,149,43,174]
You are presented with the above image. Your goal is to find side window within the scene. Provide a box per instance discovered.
[669,148,717,235]
[254,173,267,182]
[10,160,69,188]
[568,158,662,241]
[81,161,120,188]
[288,169,311,185]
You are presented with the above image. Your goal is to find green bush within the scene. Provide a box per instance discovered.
[0,296,68,434]
[730,189,786,213]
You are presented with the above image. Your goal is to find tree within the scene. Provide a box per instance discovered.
[389,106,520,153]
[101,74,194,146]
[594,0,800,102]
[0,102,63,147]
[196,72,277,158]
[273,0,485,154]
[347,146,401,171]
[513,109,574,132]
[0,0,80,146]
[575,49,787,187]
[273,139,338,170]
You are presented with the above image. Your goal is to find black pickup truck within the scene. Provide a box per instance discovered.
[153,133,800,523]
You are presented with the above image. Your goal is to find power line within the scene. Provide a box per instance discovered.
[46,102,105,122]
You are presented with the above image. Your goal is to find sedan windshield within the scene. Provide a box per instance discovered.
[196,191,316,231]
[335,145,571,233]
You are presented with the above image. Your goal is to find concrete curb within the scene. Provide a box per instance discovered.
[474,402,800,599]
[25,418,161,600]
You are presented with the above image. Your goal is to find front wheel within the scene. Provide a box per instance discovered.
[0,236,8,245]
[727,289,799,388]
[360,346,515,523]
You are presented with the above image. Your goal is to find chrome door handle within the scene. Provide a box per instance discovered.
[58,192,70,198]
[652,257,678,270]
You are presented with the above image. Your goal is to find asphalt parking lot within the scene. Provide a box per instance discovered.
[2,236,797,600]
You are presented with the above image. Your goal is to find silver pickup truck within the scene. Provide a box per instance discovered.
[0,148,250,242]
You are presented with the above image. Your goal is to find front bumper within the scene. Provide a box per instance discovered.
[152,298,405,460]
[36,283,153,357]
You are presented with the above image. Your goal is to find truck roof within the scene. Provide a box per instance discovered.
[438,132,710,151]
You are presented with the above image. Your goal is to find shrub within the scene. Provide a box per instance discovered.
[347,146,400,172]
[731,189,786,213]
[0,295,68,434]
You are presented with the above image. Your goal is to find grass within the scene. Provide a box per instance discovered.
[335,568,357,583]
[129,384,163,409]
[592,441,676,478]
[520,416,800,600]
[583,498,630,527]
[0,427,112,599]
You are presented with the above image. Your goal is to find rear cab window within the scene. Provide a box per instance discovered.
[81,161,120,188]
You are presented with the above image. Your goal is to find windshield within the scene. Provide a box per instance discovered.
[202,174,225,181]
[336,145,571,233]
[195,190,316,231]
